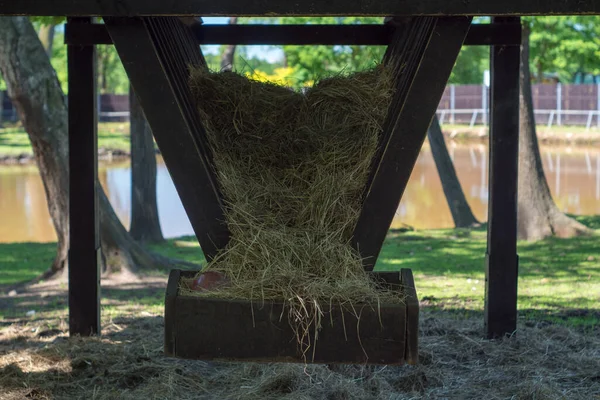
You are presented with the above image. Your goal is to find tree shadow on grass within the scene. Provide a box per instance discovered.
[0,311,216,399]
[376,223,599,281]
[0,277,168,321]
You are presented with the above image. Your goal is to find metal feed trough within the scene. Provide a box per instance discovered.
[5,0,597,364]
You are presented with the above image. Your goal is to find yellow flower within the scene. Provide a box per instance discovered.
[245,67,298,87]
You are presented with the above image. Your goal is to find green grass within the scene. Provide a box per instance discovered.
[0,242,57,284]
[377,216,600,328]
[0,126,34,156]
[0,123,131,157]
[2,216,598,327]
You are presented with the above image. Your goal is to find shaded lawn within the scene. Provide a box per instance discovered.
[0,123,131,157]
[1,216,598,327]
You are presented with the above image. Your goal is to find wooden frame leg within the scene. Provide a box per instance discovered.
[104,17,229,260]
[484,17,521,339]
[68,17,101,336]
[353,17,473,270]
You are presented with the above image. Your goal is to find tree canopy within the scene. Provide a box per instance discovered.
[525,16,600,83]
[237,16,600,86]
[1,16,599,93]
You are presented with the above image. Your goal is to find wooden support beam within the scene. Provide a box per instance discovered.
[353,16,472,271]
[484,17,521,339]
[64,23,521,46]
[68,17,101,337]
[1,0,599,17]
[104,17,229,259]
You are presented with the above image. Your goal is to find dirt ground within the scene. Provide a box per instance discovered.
[1,276,599,400]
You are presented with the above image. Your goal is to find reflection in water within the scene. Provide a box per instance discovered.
[0,166,56,243]
[99,163,194,239]
[1,144,599,243]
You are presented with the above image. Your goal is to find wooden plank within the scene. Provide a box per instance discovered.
[2,0,600,16]
[364,15,436,206]
[165,270,412,364]
[353,17,472,271]
[65,22,521,46]
[104,17,229,259]
[401,269,419,365]
[484,17,520,339]
[467,23,522,46]
[164,269,182,356]
[67,17,101,337]
[193,23,391,45]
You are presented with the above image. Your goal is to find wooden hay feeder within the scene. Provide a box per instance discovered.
[102,15,474,365]
[165,269,419,365]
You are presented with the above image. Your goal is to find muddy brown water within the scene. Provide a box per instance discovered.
[1,143,599,243]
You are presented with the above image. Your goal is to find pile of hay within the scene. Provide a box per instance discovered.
[184,65,400,356]
[3,305,599,400]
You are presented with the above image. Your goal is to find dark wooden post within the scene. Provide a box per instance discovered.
[484,17,521,339]
[68,17,101,336]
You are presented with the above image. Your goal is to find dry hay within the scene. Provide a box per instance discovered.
[184,66,402,357]
[1,305,599,400]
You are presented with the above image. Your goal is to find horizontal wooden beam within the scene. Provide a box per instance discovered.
[2,0,599,16]
[65,23,520,46]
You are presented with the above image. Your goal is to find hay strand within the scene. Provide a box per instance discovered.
[183,65,402,357]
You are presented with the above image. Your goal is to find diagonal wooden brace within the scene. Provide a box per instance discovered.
[364,16,437,198]
[104,17,230,260]
[353,16,473,271]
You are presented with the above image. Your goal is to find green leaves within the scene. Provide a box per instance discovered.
[449,46,489,85]
[240,17,386,86]
[525,16,600,82]
[29,16,66,27]
[6,16,599,94]
[239,16,600,86]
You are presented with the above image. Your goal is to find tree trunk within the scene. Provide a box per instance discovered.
[97,47,108,93]
[37,24,55,57]
[428,116,479,228]
[220,17,238,71]
[98,188,171,274]
[0,17,69,274]
[0,16,182,279]
[517,24,590,241]
[129,85,164,243]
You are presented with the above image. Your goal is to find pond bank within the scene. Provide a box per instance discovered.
[443,124,600,145]
[1,123,600,165]
[0,148,132,165]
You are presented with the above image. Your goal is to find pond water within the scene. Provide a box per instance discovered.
[1,143,599,243]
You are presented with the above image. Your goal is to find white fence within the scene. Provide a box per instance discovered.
[437,108,600,130]
[438,82,600,129]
